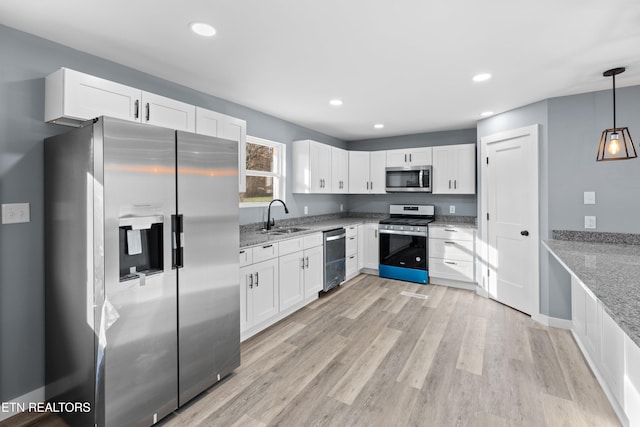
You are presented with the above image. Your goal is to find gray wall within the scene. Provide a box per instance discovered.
[0,24,346,402]
[477,85,640,321]
[347,128,478,215]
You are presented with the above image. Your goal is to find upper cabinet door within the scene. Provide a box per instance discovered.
[369,151,387,194]
[432,144,475,194]
[220,115,247,193]
[331,147,349,193]
[386,147,432,167]
[309,141,332,193]
[348,151,370,194]
[194,107,223,137]
[45,67,141,126]
[141,92,195,132]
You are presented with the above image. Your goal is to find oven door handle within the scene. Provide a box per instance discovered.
[379,229,427,237]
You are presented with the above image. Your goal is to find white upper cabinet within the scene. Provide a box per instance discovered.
[45,68,196,132]
[432,143,476,194]
[348,151,386,194]
[386,147,432,168]
[194,106,224,137]
[45,68,140,126]
[141,91,195,132]
[331,147,349,193]
[292,140,332,193]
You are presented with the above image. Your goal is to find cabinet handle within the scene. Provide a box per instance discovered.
[370,181,373,190]
[255,272,259,286]
[454,180,457,189]
[301,257,305,269]
[305,257,309,268]
[349,255,355,259]
[375,230,378,238]
[349,236,355,240]
[240,250,245,254]
[448,179,452,189]
[444,229,457,232]
[405,154,407,162]
[249,274,253,289]
[134,99,139,119]
[262,244,273,248]
[145,102,150,121]
[409,153,412,162]
[445,261,457,265]
[444,241,456,244]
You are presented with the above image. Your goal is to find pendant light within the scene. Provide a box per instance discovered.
[596,67,637,161]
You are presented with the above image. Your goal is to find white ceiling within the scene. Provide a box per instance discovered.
[2,0,640,141]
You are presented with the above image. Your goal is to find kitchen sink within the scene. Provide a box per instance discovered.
[262,227,308,235]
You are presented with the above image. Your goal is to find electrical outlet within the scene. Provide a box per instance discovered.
[449,205,456,214]
[340,204,344,212]
[584,216,596,229]
[304,206,308,215]
[2,203,30,224]
[584,191,596,205]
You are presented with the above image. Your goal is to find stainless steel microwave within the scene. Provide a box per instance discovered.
[385,166,432,192]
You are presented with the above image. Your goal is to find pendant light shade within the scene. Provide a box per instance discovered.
[596,67,637,161]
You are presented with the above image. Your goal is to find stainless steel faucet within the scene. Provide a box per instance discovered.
[265,199,289,230]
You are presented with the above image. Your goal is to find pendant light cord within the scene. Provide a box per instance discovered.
[612,73,616,129]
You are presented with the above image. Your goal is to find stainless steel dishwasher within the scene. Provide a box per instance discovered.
[323,228,346,292]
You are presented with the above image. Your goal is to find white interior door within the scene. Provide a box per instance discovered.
[481,125,539,315]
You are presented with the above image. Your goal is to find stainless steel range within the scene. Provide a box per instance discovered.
[378,204,435,284]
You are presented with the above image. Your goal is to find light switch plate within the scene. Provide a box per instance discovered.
[304,206,308,215]
[449,205,456,214]
[2,203,30,224]
[584,216,596,229]
[584,191,596,204]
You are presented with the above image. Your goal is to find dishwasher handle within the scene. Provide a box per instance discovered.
[325,233,346,242]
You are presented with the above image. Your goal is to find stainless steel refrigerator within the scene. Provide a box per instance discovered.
[44,116,240,426]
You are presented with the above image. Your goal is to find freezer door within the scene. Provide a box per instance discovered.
[176,131,240,405]
[102,117,178,426]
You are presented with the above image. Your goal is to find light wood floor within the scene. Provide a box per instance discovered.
[160,274,620,427]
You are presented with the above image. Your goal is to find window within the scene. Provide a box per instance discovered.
[240,135,286,207]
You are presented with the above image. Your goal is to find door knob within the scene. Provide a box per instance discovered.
[520,230,529,236]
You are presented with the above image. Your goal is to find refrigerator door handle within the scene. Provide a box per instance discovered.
[171,214,184,268]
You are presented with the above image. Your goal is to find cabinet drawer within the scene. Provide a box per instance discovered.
[429,226,474,241]
[346,253,358,278]
[303,233,323,249]
[239,248,253,267]
[345,225,358,237]
[429,239,474,262]
[279,237,303,256]
[429,258,474,282]
[346,235,358,255]
[252,243,279,263]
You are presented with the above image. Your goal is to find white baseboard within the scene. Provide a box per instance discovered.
[532,313,573,330]
[0,386,45,422]
[429,277,475,291]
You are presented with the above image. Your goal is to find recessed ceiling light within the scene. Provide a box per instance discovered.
[329,99,343,106]
[190,22,216,37]
[374,123,384,129]
[472,73,492,82]
[480,111,494,117]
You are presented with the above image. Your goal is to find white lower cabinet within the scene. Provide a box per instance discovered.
[570,274,630,425]
[345,225,359,280]
[240,258,279,332]
[429,226,475,285]
[600,308,625,405]
[625,334,640,426]
[359,223,379,270]
[240,233,323,341]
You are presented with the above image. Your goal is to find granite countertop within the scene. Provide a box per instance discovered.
[543,239,640,348]
[429,221,477,229]
[240,216,383,248]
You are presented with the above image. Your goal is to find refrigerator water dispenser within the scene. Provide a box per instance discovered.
[118,215,164,281]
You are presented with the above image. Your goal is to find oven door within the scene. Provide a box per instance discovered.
[379,229,427,270]
[385,166,431,192]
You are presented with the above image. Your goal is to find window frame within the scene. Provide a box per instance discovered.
[240,135,287,208]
